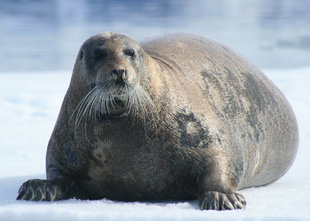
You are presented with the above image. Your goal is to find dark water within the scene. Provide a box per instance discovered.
[0,0,310,72]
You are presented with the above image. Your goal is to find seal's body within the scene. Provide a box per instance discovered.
[17,33,298,210]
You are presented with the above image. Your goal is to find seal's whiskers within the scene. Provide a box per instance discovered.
[71,82,158,129]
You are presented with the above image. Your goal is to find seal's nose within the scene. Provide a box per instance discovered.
[111,69,127,82]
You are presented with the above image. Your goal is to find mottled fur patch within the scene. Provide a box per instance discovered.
[176,109,212,149]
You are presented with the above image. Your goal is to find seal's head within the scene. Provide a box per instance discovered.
[72,32,156,125]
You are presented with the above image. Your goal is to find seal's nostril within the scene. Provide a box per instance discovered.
[111,69,118,81]
[119,69,125,75]
[119,69,127,80]
[111,69,127,81]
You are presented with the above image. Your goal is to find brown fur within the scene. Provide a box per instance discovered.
[17,33,298,210]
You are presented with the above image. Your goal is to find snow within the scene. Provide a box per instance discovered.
[0,68,310,221]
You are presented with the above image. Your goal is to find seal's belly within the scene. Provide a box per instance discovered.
[80,143,198,201]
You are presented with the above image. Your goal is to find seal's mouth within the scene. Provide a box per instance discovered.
[114,97,124,106]
[108,95,130,117]
[92,80,131,115]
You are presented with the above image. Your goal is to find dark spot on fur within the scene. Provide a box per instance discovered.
[176,110,212,149]
[201,69,268,143]
[243,73,264,112]
[243,72,266,142]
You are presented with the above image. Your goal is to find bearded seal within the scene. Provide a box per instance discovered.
[17,32,298,210]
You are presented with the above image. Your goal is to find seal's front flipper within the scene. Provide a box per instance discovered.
[16,179,69,201]
[197,153,246,210]
[198,191,246,210]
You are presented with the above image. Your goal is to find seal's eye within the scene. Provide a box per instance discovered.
[93,48,106,60]
[124,48,135,58]
[80,50,84,60]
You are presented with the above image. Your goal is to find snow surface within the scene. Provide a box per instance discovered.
[0,68,309,221]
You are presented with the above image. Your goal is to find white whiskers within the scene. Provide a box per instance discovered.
[70,82,158,130]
